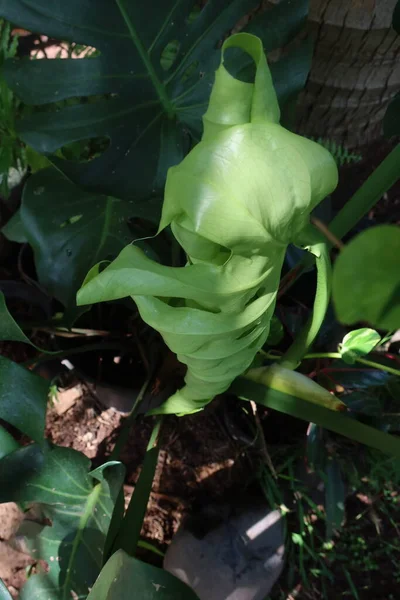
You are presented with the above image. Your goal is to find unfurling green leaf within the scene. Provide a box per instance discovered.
[339,328,381,365]
[332,225,400,330]
[78,33,338,415]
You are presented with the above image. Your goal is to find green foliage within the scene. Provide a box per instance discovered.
[0,4,398,600]
[339,328,381,365]
[0,423,19,459]
[325,458,345,540]
[87,550,200,600]
[78,33,338,415]
[3,168,160,319]
[111,417,161,558]
[0,290,32,344]
[231,376,400,458]
[0,356,48,443]
[0,444,124,600]
[0,19,24,198]
[332,225,400,330]
[0,0,308,201]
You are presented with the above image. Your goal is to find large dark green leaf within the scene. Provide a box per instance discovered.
[0,290,31,344]
[87,549,200,600]
[0,444,125,600]
[1,0,308,199]
[0,423,19,459]
[3,168,159,316]
[231,377,400,458]
[0,355,48,443]
[0,444,45,502]
[332,225,400,330]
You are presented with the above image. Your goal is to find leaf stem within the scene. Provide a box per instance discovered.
[110,373,153,461]
[116,0,174,117]
[260,349,400,377]
[280,236,331,369]
[112,415,163,556]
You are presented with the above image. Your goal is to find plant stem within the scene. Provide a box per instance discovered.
[110,373,153,461]
[280,237,331,369]
[356,357,400,378]
[21,341,132,368]
[261,350,400,377]
[112,415,163,557]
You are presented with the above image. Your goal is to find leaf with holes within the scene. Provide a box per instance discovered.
[0,356,48,443]
[2,168,159,319]
[0,444,125,600]
[1,0,309,199]
[87,549,200,600]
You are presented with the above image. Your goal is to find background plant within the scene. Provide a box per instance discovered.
[0,1,398,599]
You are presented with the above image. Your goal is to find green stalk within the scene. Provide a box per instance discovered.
[112,416,163,557]
[281,238,331,369]
[261,350,400,378]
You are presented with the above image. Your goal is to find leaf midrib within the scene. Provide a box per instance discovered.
[116,0,174,118]
[62,482,102,600]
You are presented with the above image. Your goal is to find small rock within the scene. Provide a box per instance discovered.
[164,507,284,600]
[53,385,83,415]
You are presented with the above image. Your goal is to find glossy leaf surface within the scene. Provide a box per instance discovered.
[332,225,400,330]
[232,377,400,458]
[1,0,308,200]
[87,550,200,600]
[3,168,158,317]
[0,356,48,443]
[0,444,124,600]
[339,328,381,365]
[0,291,31,344]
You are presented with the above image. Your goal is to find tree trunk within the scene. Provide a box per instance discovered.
[296,0,400,148]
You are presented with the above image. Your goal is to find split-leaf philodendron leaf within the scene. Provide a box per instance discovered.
[78,33,338,415]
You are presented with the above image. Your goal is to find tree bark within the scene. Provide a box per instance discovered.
[296,0,400,148]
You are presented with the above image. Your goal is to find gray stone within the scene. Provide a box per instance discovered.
[164,507,285,600]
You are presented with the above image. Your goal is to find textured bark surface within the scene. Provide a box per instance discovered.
[296,0,400,148]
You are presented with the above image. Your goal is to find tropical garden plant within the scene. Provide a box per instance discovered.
[0,1,399,598]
